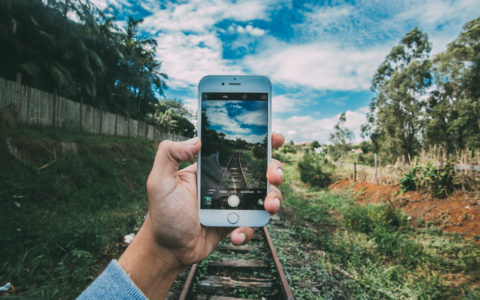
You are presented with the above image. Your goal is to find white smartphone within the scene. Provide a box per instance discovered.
[197,75,272,227]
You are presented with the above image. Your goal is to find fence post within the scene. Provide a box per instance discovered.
[354,162,357,182]
[374,153,378,185]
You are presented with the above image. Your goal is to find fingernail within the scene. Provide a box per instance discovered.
[186,137,199,145]
[277,168,283,178]
[238,233,246,244]
[274,198,280,210]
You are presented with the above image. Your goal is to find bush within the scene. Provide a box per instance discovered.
[400,162,457,198]
[298,152,334,188]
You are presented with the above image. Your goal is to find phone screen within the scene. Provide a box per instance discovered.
[200,92,268,210]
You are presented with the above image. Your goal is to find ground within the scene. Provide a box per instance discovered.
[330,179,480,244]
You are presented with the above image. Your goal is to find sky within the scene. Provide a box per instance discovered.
[203,100,268,143]
[91,0,479,144]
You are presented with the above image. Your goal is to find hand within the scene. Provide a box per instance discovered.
[118,133,285,299]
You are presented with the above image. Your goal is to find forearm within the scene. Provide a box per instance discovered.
[118,216,184,300]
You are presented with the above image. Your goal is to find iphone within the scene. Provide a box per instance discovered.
[197,75,271,227]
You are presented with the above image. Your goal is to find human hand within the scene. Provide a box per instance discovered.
[118,133,284,299]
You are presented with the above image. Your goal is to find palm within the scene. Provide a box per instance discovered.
[147,163,226,266]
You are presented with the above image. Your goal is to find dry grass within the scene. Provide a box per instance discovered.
[336,146,480,190]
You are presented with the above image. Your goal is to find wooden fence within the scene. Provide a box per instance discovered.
[0,77,186,142]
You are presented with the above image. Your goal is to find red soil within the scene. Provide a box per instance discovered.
[329,179,480,243]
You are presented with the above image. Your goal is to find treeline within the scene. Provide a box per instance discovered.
[362,17,480,163]
[0,0,194,137]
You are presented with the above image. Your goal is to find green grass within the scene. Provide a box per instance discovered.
[274,150,480,299]
[0,126,155,298]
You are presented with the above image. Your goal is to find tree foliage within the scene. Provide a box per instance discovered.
[424,17,480,152]
[147,100,195,137]
[298,152,334,188]
[363,19,480,163]
[329,112,353,159]
[0,0,194,130]
[363,28,432,163]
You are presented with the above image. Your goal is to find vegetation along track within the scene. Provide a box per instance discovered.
[167,216,294,299]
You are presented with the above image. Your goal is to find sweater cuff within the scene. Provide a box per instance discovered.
[77,260,147,300]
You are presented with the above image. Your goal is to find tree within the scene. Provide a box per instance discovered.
[362,28,432,163]
[148,100,195,137]
[311,140,320,149]
[329,112,353,159]
[0,0,169,121]
[425,17,480,152]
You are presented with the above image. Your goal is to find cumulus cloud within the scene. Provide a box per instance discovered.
[245,42,387,90]
[137,0,273,88]
[203,100,267,143]
[273,107,368,144]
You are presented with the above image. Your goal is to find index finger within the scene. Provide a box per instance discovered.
[272,133,284,149]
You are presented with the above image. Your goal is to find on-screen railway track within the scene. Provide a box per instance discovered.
[218,151,249,189]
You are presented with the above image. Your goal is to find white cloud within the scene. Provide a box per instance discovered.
[136,0,273,89]
[90,0,132,11]
[273,107,368,144]
[153,31,242,89]
[204,102,251,135]
[236,110,267,126]
[393,0,479,54]
[245,41,388,90]
[237,25,267,36]
[272,94,300,113]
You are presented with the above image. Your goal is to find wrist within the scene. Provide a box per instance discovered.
[118,215,184,299]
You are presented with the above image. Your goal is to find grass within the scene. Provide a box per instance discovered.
[333,146,480,191]
[0,126,155,298]
[272,149,480,299]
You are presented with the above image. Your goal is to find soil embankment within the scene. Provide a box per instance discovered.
[330,179,480,243]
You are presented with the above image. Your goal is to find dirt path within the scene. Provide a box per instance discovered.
[330,179,480,243]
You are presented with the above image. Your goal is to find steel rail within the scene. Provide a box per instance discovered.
[237,152,249,188]
[263,226,295,300]
[217,151,236,188]
[178,226,294,299]
[179,263,198,300]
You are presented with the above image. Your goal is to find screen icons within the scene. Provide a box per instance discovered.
[204,196,212,206]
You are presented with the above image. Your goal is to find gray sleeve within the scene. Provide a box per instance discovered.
[77,260,147,300]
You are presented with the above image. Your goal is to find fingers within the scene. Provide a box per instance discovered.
[152,138,201,178]
[272,133,285,149]
[267,159,283,186]
[264,186,282,214]
[230,227,255,245]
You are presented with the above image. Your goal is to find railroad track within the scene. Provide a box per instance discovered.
[218,152,248,189]
[169,219,293,300]
[167,153,293,298]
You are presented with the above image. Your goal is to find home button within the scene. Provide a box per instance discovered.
[227,212,239,224]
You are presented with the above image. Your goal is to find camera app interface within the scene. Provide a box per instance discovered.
[201,92,268,210]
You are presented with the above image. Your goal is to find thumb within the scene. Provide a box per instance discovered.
[151,137,201,179]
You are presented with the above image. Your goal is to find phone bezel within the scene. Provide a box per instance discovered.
[197,75,272,227]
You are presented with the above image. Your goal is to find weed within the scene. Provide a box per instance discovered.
[0,127,153,298]
[297,152,335,188]
[400,162,457,198]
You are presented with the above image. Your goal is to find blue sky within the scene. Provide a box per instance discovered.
[91,0,479,144]
[203,100,267,143]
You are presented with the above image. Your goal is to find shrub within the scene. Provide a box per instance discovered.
[399,162,457,198]
[298,152,334,188]
[400,168,417,193]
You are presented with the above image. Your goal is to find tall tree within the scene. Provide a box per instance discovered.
[0,0,169,120]
[425,17,480,152]
[362,28,432,163]
[329,112,353,158]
